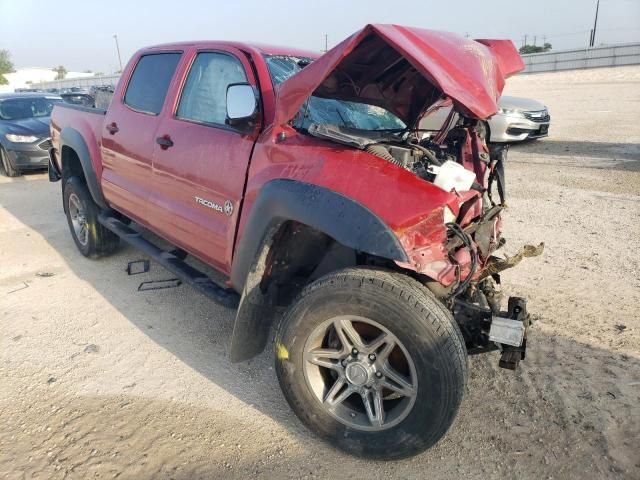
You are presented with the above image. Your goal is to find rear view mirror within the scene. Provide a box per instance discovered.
[226,83,258,128]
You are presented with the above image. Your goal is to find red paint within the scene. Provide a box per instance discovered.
[50,25,523,289]
[274,24,523,126]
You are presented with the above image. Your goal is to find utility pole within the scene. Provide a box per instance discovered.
[113,34,123,72]
[590,0,600,47]
[533,35,537,46]
[323,34,328,53]
[524,34,528,47]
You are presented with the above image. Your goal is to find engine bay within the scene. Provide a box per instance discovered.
[307,122,466,184]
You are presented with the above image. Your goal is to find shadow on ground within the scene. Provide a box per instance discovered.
[2,173,639,479]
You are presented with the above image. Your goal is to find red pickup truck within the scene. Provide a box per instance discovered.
[49,24,541,459]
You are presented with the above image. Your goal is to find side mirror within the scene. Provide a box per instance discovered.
[226,83,258,129]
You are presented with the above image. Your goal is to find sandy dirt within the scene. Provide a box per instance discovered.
[1,65,639,479]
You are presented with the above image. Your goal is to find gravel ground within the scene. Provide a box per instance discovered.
[1,65,639,479]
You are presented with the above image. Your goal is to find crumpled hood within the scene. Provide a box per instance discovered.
[274,24,524,126]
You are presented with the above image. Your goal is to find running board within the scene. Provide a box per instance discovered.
[98,212,239,309]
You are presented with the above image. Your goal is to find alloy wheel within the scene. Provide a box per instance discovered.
[303,315,418,431]
[68,193,89,246]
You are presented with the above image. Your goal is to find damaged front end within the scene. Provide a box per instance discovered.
[273,24,542,368]
[390,127,544,369]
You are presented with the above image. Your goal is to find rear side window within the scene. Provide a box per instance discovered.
[177,52,247,126]
[124,53,181,115]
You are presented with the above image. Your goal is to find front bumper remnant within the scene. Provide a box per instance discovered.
[453,294,531,370]
[496,297,529,370]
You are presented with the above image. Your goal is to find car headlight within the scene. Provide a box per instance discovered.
[5,134,39,143]
[498,107,521,115]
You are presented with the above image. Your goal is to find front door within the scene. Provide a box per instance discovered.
[148,49,260,274]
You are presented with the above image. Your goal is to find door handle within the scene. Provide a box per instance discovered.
[156,135,174,150]
[106,122,119,134]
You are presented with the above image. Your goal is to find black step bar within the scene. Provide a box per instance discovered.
[98,213,239,309]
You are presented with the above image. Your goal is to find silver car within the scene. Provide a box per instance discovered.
[421,95,550,143]
[489,96,550,142]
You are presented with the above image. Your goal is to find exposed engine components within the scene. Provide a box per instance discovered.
[307,122,456,182]
[364,144,402,166]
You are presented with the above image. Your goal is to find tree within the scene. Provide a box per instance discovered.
[519,42,553,55]
[53,65,67,80]
[0,50,15,85]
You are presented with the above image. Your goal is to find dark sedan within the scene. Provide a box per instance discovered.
[0,93,62,177]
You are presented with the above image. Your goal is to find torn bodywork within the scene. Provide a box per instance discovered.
[271,25,540,368]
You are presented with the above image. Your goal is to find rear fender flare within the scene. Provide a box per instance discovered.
[59,127,107,209]
[229,179,408,362]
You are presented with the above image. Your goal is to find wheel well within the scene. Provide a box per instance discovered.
[263,221,401,306]
[61,146,85,183]
[229,219,411,362]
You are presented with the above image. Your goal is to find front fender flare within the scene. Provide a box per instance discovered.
[231,179,407,288]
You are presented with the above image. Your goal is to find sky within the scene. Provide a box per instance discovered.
[1,0,639,73]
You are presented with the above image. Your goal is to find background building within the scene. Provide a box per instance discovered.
[0,68,94,93]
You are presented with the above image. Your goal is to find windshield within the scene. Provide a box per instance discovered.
[265,55,406,131]
[0,97,62,121]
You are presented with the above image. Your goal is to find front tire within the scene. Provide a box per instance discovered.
[275,267,468,460]
[63,176,119,258]
[0,146,20,177]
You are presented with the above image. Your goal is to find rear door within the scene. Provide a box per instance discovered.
[101,51,182,222]
[148,48,260,274]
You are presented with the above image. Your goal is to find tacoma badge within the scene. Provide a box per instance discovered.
[195,196,223,213]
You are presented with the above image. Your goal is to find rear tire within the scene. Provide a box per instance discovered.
[63,176,119,258]
[0,146,20,177]
[275,267,468,460]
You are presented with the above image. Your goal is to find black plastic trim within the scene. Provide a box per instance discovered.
[230,178,408,290]
[98,212,239,308]
[48,148,61,181]
[59,127,108,209]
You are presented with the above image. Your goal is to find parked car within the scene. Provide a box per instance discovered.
[421,95,550,142]
[49,25,541,459]
[490,96,550,141]
[0,93,62,177]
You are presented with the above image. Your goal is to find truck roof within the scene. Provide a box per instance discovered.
[143,40,320,60]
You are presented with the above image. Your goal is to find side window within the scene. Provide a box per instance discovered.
[176,52,247,126]
[124,53,181,115]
